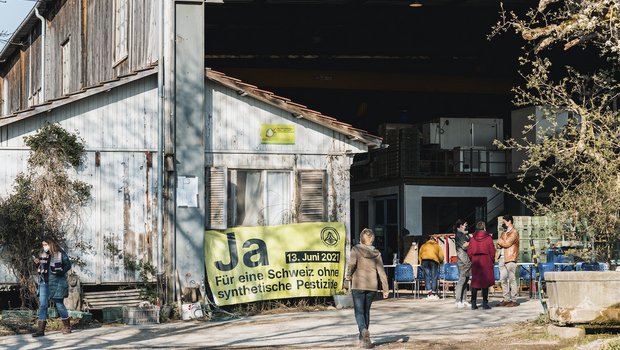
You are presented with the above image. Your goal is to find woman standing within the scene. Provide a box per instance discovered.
[454,219,471,308]
[467,222,495,310]
[32,236,72,337]
[345,228,389,349]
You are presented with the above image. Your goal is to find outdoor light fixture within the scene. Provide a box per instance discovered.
[292,112,303,119]
[409,1,422,7]
[237,90,248,96]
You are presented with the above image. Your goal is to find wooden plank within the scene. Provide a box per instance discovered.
[84,289,142,297]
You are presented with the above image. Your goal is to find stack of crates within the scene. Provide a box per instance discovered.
[498,216,561,263]
[399,128,420,176]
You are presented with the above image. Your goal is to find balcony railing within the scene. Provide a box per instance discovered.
[351,147,511,182]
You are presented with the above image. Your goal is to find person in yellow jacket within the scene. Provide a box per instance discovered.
[419,236,444,299]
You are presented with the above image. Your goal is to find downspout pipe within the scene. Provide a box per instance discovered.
[28,32,32,107]
[157,0,165,277]
[34,7,45,103]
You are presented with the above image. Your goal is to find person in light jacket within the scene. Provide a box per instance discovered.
[32,236,72,337]
[345,228,389,349]
[497,214,520,307]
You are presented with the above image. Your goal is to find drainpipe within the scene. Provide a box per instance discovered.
[28,32,32,106]
[34,7,45,102]
[157,0,164,277]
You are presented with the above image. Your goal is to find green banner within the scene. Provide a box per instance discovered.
[260,124,295,144]
[205,222,346,306]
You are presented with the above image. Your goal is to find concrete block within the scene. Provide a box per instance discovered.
[545,271,620,324]
[547,324,585,339]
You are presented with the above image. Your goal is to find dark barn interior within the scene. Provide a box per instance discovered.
[203,0,531,136]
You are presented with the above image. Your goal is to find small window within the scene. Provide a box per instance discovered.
[233,170,292,227]
[1,77,7,116]
[61,39,71,95]
[114,0,129,65]
[206,168,293,229]
[297,170,327,222]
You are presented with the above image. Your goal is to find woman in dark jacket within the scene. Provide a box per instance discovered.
[467,222,495,310]
[32,236,72,337]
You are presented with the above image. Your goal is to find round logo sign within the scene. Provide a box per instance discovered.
[320,227,340,247]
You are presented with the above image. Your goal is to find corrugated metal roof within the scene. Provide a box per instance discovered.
[206,68,382,148]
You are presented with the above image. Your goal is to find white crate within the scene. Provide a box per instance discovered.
[123,306,160,325]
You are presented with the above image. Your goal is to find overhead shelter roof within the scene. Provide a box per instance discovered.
[0,65,382,148]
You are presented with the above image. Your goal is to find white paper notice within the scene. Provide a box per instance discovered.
[177,176,198,207]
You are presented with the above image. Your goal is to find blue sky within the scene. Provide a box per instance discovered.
[0,0,36,51]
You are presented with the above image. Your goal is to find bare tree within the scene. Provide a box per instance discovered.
[492,0,620,263]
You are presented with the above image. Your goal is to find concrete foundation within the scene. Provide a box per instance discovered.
[547,324,585,339]
[545,271,620,325]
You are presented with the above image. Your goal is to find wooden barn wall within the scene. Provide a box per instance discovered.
[127,0,159,74]
[0,74,4,114]
[46,0,83,99]
[5,55,22,114]
[0,75,158,284]
[0,0,158,116]
[21,28,43,107]
[84,0,114,87]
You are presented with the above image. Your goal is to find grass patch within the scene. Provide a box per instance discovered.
[221,297,333,318]
[601,339,620,350]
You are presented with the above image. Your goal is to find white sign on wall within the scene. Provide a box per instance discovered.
[177,175,198,207]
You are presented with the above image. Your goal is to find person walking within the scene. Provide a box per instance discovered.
[497,214,520,307]
[467,221,495,310]
[419,235,444,300]
[345,228,389,349]
[32,236,72,337]
[454,219,471,309]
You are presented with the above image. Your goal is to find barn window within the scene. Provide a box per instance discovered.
[206,168,293,229]
[114,0,129,65]
[1,77,7,116]
[61,39,71,95]
[297,170,327,222]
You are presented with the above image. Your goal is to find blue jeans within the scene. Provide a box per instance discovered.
[422,260,439,294]
[38,281,69,320]
[352,290,375,334]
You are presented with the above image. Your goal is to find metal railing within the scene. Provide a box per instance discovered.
[351,147,511,181]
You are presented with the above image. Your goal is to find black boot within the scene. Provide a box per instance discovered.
[32,320,46,337]
[361,329,372,348]
[471,288,478,310]
[482,288,491,309]
[62,318,72,334]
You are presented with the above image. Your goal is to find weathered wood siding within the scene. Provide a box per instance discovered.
[4,55,22,114]
[0,0,158,116]
[0,75,158,284]
[126,0,159,75]
[46,0,83,98]
[84,0,114,86]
